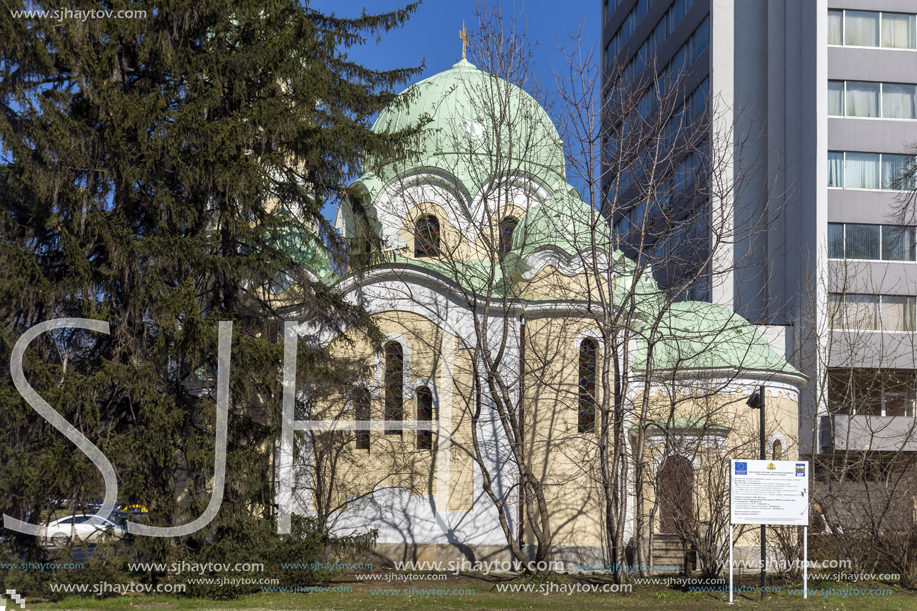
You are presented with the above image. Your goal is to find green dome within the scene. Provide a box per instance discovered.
[512,191,611,256]
[634,301,802,375]
[371,59,565,191]
[266,209,336,286]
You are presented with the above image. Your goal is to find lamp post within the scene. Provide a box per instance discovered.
[746,385,766,600]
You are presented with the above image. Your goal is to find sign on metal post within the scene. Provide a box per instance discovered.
[728,460,809,603]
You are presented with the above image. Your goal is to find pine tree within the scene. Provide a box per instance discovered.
[0,0,422,575]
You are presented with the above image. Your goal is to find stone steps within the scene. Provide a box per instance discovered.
[652,535,693,573]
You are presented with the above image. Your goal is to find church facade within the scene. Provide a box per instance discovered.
[273,58,805,570]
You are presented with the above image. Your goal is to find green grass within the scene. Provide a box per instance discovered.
[21,573,917,611]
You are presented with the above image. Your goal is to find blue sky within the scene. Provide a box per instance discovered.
[314,0,600,90]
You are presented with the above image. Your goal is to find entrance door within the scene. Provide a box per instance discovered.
[658,455,694,534]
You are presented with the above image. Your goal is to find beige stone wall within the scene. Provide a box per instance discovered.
[515,265,617,303]
[523,315,609,549]
[632,386,800,547]
[308,296,800,556]
[312,310,476,512]
[395,202,533,263]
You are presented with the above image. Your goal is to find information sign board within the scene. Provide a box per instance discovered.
[729,459,808,526]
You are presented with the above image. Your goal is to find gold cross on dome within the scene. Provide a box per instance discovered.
[460,21,468,59]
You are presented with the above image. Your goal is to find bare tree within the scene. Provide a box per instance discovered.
[355,4,566,569]
[806,241,917,588]
[543,16,800,583]
[321,3,799,581]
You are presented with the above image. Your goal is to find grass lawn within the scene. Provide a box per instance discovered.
[23,572,917,611]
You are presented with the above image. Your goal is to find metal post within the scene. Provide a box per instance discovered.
[760,384,766,600]
[518,316,525,546]
[728,523,734,604]
[803,526,808,598]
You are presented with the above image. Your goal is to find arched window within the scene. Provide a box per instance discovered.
[414,215,440,257]
[354,388,371,450]
[499,218,518,255]
[416,386,434,450]
[772,439,783,460]
[384,342,404,435]
[578,339,597,433]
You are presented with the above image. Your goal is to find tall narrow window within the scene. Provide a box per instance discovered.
[414,215,440,257]
[828,223,844,259]
[384,342,403,435]
[578,339,597,433]
[828,10,843,45]
[828,294,844,329]
[499,218,518,255]
[827,152,844,187]
[354,389,370,450]
[416,386,434,450]
[692,18,709,62]
[828,81,845,116]
[772,440,783,460]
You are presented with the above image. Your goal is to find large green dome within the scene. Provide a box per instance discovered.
[371,59,566,190]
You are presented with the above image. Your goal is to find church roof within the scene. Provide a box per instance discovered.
[511,190,611,256]
[366,58,566,198]
[633,301,801,376]
[267,208,337,285]
[328,60,801,381]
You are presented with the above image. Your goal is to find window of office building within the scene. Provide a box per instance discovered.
[846,82,880,117]
[828,293,917,331]
[827,151,844,187]
[828,370,915,416]
[846,11,880,47]
[884,13,917,48]
[882,153,915,189]
[607,0,699,77]
[827,152,916,190]
[829,81,917,119]
[883,84,917,119]
[845,152,880,188]
[828,10,843,45]
[830,10,917,49]
[828,223,917,262]
[828,81,845,116]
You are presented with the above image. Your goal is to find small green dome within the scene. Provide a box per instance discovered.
[266,209,336,286]
[634,301,802,375]
[372,59,565,191]
[512,191,610,256]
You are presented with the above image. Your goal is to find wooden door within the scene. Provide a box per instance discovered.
[658,455,694,534]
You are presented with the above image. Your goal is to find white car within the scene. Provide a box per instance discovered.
[41,515,126,547]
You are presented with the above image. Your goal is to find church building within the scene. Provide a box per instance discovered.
[273,56,805,571]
